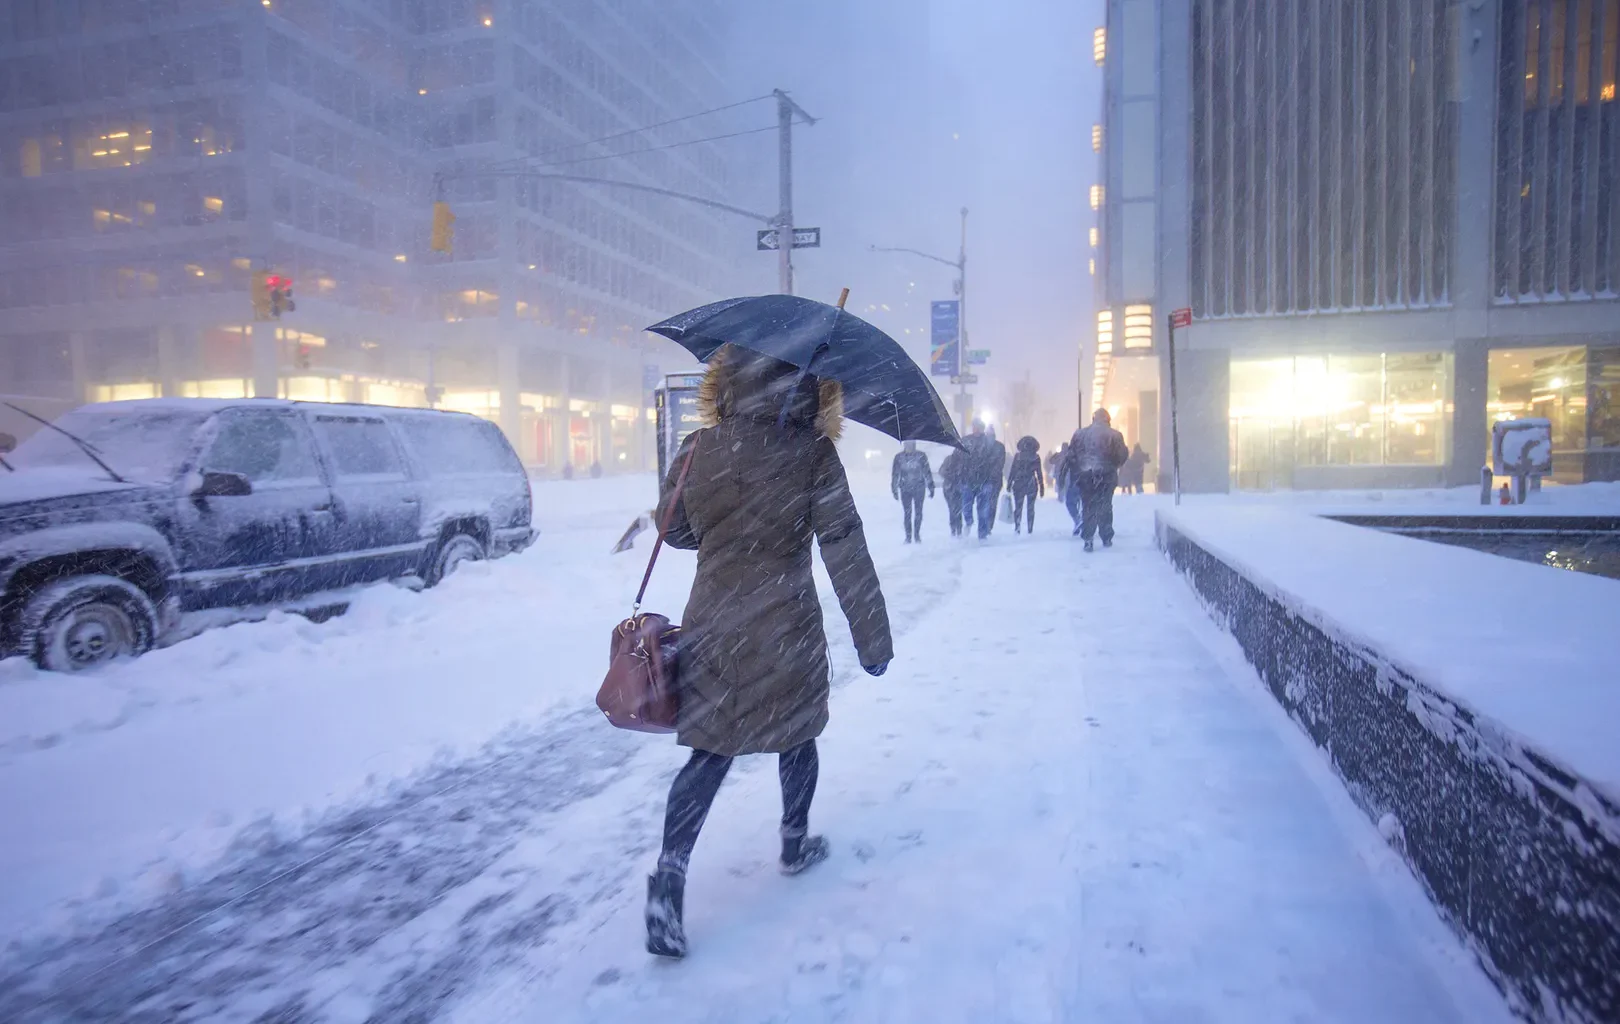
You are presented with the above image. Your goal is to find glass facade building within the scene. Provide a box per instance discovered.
[0,0,740,471]
[1091,0,1620,491]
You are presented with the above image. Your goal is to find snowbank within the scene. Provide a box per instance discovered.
[1157,505,1620,1024]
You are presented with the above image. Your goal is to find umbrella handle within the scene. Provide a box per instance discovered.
[836,287,849,310]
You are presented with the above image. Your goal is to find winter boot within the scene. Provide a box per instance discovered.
[1084,539,1095,552]
[780,834,830,876]
[645,867,688,958]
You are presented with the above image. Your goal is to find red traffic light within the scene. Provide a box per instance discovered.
[265,274,291,289]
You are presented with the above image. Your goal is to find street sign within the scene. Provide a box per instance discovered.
[1171,307,1193,329]
[966,349,990,365]
[950,373,979,385]
[756,227,822,250]
[930,300,961,377]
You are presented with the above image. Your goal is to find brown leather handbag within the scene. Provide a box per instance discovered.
[596,446,696,733]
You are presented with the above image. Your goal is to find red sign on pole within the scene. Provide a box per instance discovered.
[1170,307,1192,329]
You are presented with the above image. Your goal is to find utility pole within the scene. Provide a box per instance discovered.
[774,90,816,295]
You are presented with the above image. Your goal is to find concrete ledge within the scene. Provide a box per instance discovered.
[1157,510,1619,1024]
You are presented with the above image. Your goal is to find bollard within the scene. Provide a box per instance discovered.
[1480,465,1493,505]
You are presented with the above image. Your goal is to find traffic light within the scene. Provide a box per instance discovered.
[251,270,271,320]
[431,201,455,253]
[268,275,295,318]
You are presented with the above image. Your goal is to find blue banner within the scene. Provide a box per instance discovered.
[930,300,961,377]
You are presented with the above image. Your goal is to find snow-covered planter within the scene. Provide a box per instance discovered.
[1157,509,1619,1024]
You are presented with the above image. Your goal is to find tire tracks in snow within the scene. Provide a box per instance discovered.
[0,532,967,1023]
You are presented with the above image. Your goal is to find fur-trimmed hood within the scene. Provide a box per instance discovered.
[695,344,843,440]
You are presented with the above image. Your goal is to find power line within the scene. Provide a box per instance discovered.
[491,93,775,170]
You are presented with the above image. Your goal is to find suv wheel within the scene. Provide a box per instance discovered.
[426,533,485,587]
[22,575,158,672]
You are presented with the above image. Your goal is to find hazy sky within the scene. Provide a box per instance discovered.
[720,0,1102,440]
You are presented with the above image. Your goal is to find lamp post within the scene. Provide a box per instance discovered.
[870,207,971,428]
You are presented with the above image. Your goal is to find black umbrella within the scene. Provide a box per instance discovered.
[647,294,963,449]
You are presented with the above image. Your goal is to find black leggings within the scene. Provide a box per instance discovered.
[658,739,818,874]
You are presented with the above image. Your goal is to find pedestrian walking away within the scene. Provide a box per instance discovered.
[1053,441,1081,532]
[891,440,935,543]
[939,449,966,537]
[1122,442,1150,494]
[645,345,893,959]
[1007,435,1045,534]
[985,425,1008,537]
[960,421,1005,541]
[1069,408,1129,551]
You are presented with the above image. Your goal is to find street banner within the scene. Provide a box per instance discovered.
[930,300,961,377]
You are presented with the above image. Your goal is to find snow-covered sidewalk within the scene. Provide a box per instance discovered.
[442,502,1508,1023]
[0,491,1512,1023]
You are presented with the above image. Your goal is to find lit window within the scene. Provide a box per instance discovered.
[1091,124,1103,152]
[77,124,153,170]
[1605,84,1617,101]
[1089,258,1096,275]
[20,139,42,177]
[187,264,207,278]
[203,196,224,215]
[1123,303,1153,349]
[1093,27,1106,65]
[232,257,252,271]
[1089,227,1099,247]
[394,254,408,262]
[1096,310,1114,353]
[1090,185,1104,210]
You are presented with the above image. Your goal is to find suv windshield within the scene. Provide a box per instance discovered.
[9,406,207,483]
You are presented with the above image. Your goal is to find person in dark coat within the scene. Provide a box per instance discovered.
[646,345,893,959]
[1069,408,1130,551]
[939,449,966,536]
[1121,443,1150,494]
[890,441,935,543]
[985,425,1008,534]
[1007,435,1045,534]
[1052,442,1081,531]
[959,421,1004,541]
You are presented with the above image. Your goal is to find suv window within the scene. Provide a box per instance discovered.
[401,416,521,476]
[204,410,320,484]
[313,417,404,477]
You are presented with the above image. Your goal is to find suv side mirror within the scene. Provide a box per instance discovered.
[0,432,15,454]
[195,470,253,497]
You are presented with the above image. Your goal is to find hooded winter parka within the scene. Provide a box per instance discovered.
[656,346,893,756]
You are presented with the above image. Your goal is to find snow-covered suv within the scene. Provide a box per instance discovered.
[0,399,536,671]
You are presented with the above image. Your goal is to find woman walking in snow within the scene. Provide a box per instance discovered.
[645,345,893,958]
[1007,435,1045,534]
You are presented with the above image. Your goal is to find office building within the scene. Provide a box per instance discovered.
[0,0,741,471]
[1090,0,1619,490]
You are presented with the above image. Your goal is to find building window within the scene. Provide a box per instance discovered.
[1229,351,1451,488]
[1488,345,1620,481]
[1495,0,1620,301]
[1094,26,1107,65]
[1090,184,1104,210]
[1092,123,1103,151]
[75,124,153,170]
[1122,303,1153,350]
[1191,0,1454,317]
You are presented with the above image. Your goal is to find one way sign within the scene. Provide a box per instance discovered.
[757,227,822,250]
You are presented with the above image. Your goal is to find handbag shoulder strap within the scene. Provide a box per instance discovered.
[634,442,698,613]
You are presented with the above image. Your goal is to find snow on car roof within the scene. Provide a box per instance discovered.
[74,398,482,420]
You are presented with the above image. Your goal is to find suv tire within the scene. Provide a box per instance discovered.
[22,575,158,672]
[425,533,486,587]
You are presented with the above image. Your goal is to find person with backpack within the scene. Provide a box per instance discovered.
[890,441,935,543]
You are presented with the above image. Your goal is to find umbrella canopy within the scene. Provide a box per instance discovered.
[647,295,963,449]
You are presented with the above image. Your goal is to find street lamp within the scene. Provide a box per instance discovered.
[870,207,971,428]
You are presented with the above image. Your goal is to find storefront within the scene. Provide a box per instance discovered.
[1488,346,1620,483]
[1227,351,1452,491]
